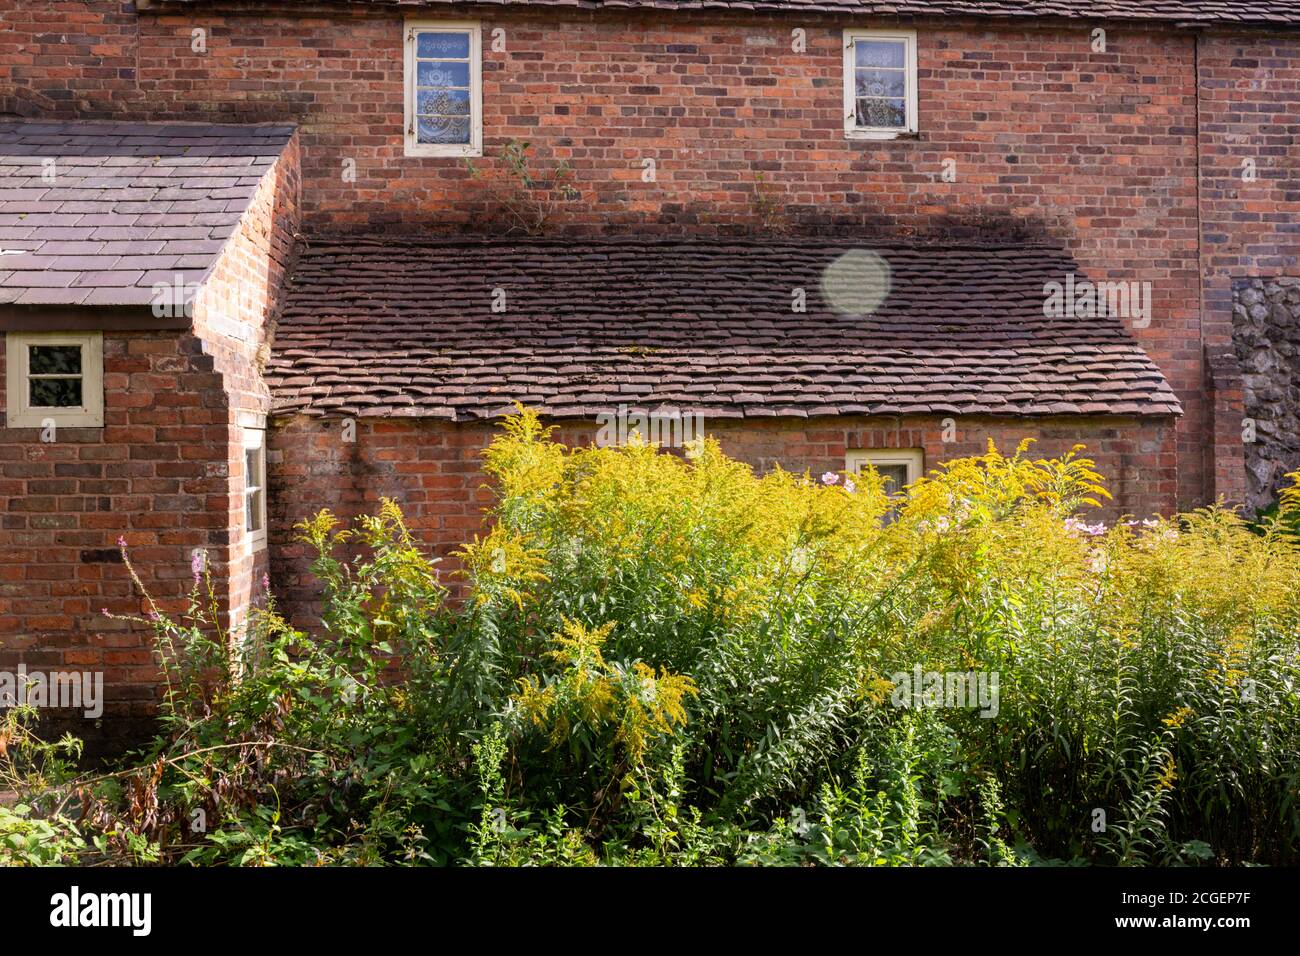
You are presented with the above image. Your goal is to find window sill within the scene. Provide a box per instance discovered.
[845,130,920,142]
[5,412,104,429]
[403,143,482,159]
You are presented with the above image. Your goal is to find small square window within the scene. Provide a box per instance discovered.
[846,448,924,491]
[843,30,918,139]
[243,427,267,552]
[404,20,482,157]
[5,332,104,428]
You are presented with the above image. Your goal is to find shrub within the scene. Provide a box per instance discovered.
[4,410,1298,865]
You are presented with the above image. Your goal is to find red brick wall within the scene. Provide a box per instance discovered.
[0,3,1224,508]
[1203,343,1247,507]
[267,413,1177,628]
[1196,32,1300,509]
[0,0,141,117]
[0,127,299,752]
[0,331,228,748]
[190,130,301,630]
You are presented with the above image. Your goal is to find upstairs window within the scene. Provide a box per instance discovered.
[404,20,482,157]
[5,331,104,428]
[843,30,918,139]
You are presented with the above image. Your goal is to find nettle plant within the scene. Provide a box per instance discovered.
[3,408,1298,866]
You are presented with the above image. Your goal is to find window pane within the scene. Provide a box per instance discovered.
[876,464,910,490]
[417,60,470,89]
[30,377,82,408]
[855,68,905,99]
[418,88,471,115]
[245,446,261,489]
[29,345,82,375]
[418,116,470,145]
[246,491,262,533]
[417,31,470,59]
[856,97,907,128]
[855,39,905,69]
[245,446,262,533]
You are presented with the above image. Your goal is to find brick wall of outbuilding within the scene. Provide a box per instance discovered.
[267,413,1177,629]
[0,127,299,754]
[0,331,228,750]
[190,130,301,632]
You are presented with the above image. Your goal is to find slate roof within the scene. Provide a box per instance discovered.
[266,237,1182,421]
[145,0,1300,27]
[0,121,295,308]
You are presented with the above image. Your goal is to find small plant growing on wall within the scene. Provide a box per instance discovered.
[465,140,580,236]
[752,171,792,236]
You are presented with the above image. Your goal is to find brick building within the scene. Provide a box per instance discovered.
[0,0,1297,748]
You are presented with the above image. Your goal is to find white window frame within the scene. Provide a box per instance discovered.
[843,29,919,140]
[404,19,482,158]
[243,426,268,553]
[5,331,104,428]
[846,448,924,490]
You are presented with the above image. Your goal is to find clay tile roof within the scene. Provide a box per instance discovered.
[0,121,295,308]
[266,237,1182,421]
[144,0,1300,27]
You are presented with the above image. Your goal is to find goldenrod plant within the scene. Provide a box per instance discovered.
[3,408,1298,865]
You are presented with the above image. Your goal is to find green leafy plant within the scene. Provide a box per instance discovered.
[6,410,1299,866]
[465,140,580,235]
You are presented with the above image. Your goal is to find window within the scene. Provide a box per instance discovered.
[5,331,104,428]
[404,20,482,157]
[243,427,267,552]
[843,29,918,139]
[846,448,924,492]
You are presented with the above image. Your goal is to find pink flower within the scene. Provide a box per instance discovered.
[821,472,840,486]
[843,477,856,494]
[100,607,109,616]
[1064,517,1107,538]
[262,573,270,592]
[191,550,205,582]
[117,535,128,549]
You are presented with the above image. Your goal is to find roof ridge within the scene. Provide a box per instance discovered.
[0,119,297,129]
[302,234,1072,252]
[139,0,1300,30]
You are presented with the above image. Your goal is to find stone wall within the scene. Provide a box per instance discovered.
[1233,277,1300,513]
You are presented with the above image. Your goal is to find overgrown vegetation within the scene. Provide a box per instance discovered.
[465,140,580,235]
[3,410,1298,866]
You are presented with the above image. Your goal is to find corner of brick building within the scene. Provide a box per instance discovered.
[0,131,300,757]
[189,130,302,636]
